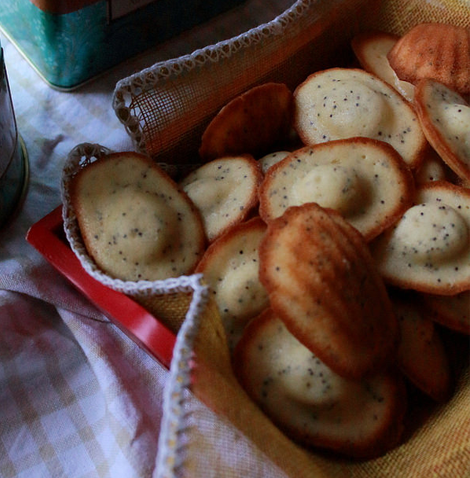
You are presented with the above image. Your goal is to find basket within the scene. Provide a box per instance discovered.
[62,0,470,476]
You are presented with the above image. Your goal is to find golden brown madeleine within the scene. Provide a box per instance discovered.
[414,78,470,184]
[413,147,454,186]
[199,82,294,161]
[179,154,263,243]
[388,23,470,97]
[258,202,399,380]
[391,292,452,402]
[233,309,407,458]
[258,150,290,174]
[258,137,414,241]
[371,181,470,295]
[293,68,427,169]
[351,30,414,101]
[70,152,206,281]
[421,290,470,335]
[195,216,268,350]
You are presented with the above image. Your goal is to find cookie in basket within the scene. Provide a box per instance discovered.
[371,181,470,295]
[414,78,470,184]
[421,290,470,335]
[69,151,206,281]
[413,148,454,186]
[258,151,290,174]
[258,137,414,241]
[258,202,399,380]
[195,216,268,350]
[233,309,407,459]
[179,154,263,242]
[391,292,452,402]
[387,23,470,98]
[351,30,414,101]
[293,67,427,169]
[199,82,294,161]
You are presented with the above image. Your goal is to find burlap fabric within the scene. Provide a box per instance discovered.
[87,0,469,476]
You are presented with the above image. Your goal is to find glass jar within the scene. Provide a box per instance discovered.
[0,38,28,229]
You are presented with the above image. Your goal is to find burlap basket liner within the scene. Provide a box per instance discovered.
[64,0,470,476]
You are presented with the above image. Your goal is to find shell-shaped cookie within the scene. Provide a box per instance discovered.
[258,151,291,174]
[351,30,414,102]
[414,78,470,184]
[233,309,407,458]
[258,202,399,380]
[414,148,453,186]
[69,152,206,281]
[259,137,414,241]
[293,68,427,169]
[421,290,470,335]
[179,154,263,243]
[199,82,294,161]
[196,216,268,350]
[371,181,470,295]
[392,293,452,402]
[387,23,470,96]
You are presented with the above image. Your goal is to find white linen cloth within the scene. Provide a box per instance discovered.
[0,2,293,477]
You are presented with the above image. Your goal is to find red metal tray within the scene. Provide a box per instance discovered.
[26,206,176,368]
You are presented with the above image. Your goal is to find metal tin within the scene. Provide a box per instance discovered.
[0,0,246,91]
[0,41,28,229]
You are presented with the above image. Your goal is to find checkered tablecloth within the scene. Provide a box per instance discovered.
[0,3,293,477]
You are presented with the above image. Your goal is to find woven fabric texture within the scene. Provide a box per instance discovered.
[113,0,375,168]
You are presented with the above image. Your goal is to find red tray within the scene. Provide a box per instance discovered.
[26,206,176,369]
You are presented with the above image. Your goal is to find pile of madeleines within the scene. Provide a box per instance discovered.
[67,23,470,459]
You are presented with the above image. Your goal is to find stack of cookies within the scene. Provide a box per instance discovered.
[66,21,470,460]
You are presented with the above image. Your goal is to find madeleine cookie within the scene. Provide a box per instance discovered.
[414,78,470,183]
[259,137,414,241]
[258,151,291,174]
[179,154,263,243]
[421,291,470,335]
[414,149,452,186]
[351,31,414,101]
[388,23,470,97]
[199,83,293,161]
[371,181,470,295]
[392,293,452,402]
[258,202,399,379]
[293,68,427,169]
[195,216,269,350]
[233,309,407,458]
[69,152,206,281]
